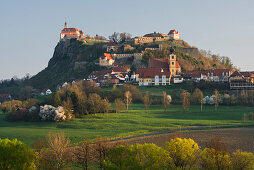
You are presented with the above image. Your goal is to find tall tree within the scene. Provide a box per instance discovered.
[214,89,220,111]
[109,32,120,43]
[114,98,125,113]
[125,91,132,111]
[181,90,190,111]
[46,132,70,170]
[74,139,91,170]
[143,91,152,111]
[192,88,204,112]
[53,91,61,107]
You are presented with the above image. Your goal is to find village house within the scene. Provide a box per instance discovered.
[60,22,85,41]
[99,53,115,66]
[40,89,52,96]
[168,29,180,40]
[0,94,12,104]
[229,71,254,89]
[106,41,118,53]
[87,66,130,86]
[185,69,232,82]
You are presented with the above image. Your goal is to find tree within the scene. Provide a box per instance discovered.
[74,139,91,170]
[181,90,190,111]
[192,88,203,111]
[114,98,125,113]
[143,91,152,111]
[62,97,73,119]
[125,91,132,111]
[164,138,200,169]
[52,91,61,107]
[100,98,111,114]
[162,91,171,112]
[0,138,38,169]
[109,32,120,43]
[87,93,102,114]
[46,132,70,170]
[231,150,254,170]
[95,138,109,170]
[119,32,132,43]
[214,89,220,111]
[200,148,231,170]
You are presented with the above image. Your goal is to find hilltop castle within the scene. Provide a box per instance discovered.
[60,22,85,40]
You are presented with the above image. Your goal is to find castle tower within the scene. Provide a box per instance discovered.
[169,47,176,76]
[64,22,67,28]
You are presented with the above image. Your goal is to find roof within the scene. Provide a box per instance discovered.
[138,68,171,78]
[168,29,179,35]
[0,94,11,99]
[61,28,79,33]
[100,53,113,60]
[112,66,129,73]
[240,71,254,77]
[108,41,117,46]
[186,69,231,77]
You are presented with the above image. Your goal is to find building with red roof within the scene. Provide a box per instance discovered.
[168,29,180,40]
[99,53,115,66]
[185,69,232,82]
[60,22,85,40]
[229,71,254,89]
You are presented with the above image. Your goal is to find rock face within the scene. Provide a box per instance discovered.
[39,105,66,122]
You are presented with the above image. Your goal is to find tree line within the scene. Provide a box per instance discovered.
[1,133,254,170]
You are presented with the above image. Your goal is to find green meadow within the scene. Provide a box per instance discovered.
[0,104,253,146]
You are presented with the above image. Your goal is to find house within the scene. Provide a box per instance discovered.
[107,41,118,53]
[87,66,130,85]
[99,53,115,66]
[148,47,181,76]
[229,71,254,89]
[138,68,171,86]
[168,30,180,40]
[185,69,232,82]
[0,94,11,103]
[137,47,182,86]
[41,89,52,96]
[131,32,170,44]
[60,22,85,40]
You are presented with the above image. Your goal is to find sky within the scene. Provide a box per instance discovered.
[0,0,253,80]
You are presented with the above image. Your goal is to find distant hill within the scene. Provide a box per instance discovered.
[26,38,232,90]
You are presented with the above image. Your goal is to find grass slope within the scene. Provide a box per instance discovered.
[0,105,253,145]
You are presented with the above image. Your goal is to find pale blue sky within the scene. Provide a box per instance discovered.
[0,0,253,79]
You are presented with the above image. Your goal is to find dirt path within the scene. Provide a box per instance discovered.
[118,128,254,153]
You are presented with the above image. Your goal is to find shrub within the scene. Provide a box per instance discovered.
[0,138,38,169]
[164,138,200,169]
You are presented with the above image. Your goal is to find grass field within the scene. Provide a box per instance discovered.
[0,104,253,146]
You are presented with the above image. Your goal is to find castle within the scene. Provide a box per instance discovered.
[60,22,85,40]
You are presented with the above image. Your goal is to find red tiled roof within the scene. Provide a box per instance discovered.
[112,66,129,73]
[186,69,231,77]
[0,94,11,98]
[101,53,113,60]
[138,68,171,78]
[168,29,179,35]
[61,28,79,33]
[176,61,180,68]
[108,41,117,46]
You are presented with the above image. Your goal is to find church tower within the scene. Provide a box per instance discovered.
[169,47,177,76]
[64,22,67,28]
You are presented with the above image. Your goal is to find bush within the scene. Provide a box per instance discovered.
[6,107,40,122]
[0,138,38,169]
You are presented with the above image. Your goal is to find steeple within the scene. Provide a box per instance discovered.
[64,22,67,28]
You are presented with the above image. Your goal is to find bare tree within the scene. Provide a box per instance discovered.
[125,91,132,111]
[120,32,132,43]
[115,98,125,113]
[46,132,70,170]
[74,138,91,170]
[143,91,152,111]
[214,89,219,111]
[181,90,190,111]
[192,88,204,112]
[95,138,109,170]
[109,32,120,43]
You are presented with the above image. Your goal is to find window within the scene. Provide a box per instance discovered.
[172,62,174,65]
[171,56,174,59]
[172,69,174,72]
